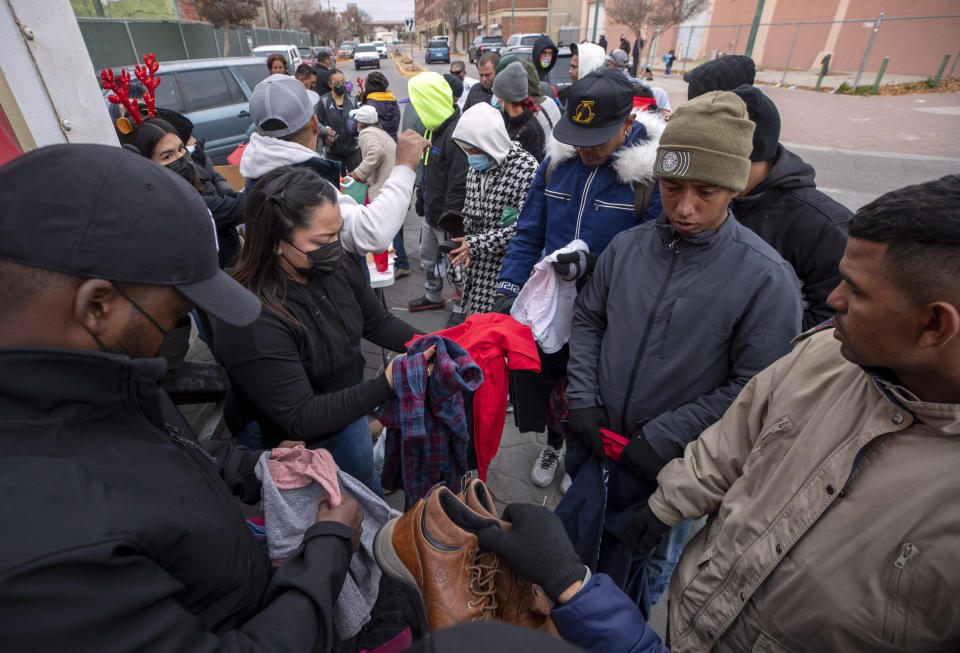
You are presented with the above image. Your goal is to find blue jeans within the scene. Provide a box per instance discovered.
[643,518,691,604]
[310,417,383,498]
[393,228,409,270]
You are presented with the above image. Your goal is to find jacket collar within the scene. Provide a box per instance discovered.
[544,110,664,184]
[868,369,960,435]
[654,209,735,248]
[0,348,168,427]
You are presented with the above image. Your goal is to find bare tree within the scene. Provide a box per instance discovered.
[440,0,472,51]
[301,10,339,47]
[607,0,707,66]
[196,0,261,57]
[341,5,373,40]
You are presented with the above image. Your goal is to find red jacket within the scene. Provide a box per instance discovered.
[413,314,540,479]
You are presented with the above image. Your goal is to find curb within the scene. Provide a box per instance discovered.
[392,55,425,78]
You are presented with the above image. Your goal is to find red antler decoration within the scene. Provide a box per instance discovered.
[101,67,142,124]
[133,53,160,119]
[356,77,365,94]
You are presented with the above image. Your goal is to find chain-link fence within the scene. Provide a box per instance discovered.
[630,13,960,90]
[78,18,316,71]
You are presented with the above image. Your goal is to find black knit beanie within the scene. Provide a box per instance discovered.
[684,55,756,100]
[731,84,780,162]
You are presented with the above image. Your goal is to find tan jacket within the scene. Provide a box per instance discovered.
[649,328,960,652]
[353,125,396,201]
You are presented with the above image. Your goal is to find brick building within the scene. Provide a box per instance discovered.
[415,0,553,50]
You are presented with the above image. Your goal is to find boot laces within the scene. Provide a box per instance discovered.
[467,548,500,619]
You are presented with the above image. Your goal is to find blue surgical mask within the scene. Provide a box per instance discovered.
[467,153,493,171]
[490,95,503,112]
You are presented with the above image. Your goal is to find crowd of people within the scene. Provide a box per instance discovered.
[0,37,958,653]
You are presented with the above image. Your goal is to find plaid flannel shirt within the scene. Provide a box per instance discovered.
[375,335,483,507]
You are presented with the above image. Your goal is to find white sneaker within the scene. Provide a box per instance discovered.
[531,444,562,487]
[560,472,572,494]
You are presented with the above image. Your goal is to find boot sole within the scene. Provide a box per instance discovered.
[408,302,445,311]
[373,517,430,622]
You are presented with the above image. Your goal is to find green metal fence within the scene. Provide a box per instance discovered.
[77,17,315,71]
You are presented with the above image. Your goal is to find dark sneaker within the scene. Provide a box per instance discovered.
[394,267,412,279]
[409,296,445,311]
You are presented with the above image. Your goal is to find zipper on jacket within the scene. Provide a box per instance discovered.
[573,168,599,239]
[593,199,634,211]
[893,542,919,569]
[166,424,218,465]
[544,189,570,203]
[619,237,681,435]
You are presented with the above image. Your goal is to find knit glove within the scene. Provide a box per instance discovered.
[492,293,517,315]
[619,431,670,484]
[567,406,608,461]
[627,504,670,561]
[552,251,597,281]
[477,503,587,603]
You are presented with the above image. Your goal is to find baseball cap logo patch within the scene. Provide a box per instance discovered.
[657,149,693,176]
[572,100,596,125]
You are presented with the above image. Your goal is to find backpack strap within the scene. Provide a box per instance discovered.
[633,179,655,222]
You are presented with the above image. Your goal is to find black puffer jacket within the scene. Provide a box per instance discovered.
[422,106,468,228]
[0,349,354,652]
[194,154,245,268]
[730,144,851,329]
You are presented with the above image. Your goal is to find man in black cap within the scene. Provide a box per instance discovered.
[0,144,363,652]
[495,68,663,491]
[730,84,851,329]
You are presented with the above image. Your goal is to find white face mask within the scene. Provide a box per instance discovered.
[186,145,196,154]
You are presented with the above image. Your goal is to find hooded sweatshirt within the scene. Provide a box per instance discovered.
[362,91,400,140]
[407,72,467,226]
[451,103,540,314]
[577,43,607,79]
[532,35,559,99]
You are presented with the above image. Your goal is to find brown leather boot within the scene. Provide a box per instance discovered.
[459,479,560,637]
[374,485,502,630]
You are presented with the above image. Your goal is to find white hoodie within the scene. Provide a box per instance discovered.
[577,43,607,78]
[239,131,415,255]
[451,102,512,164]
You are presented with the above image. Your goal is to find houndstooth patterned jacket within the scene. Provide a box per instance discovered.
[462,141,540,314]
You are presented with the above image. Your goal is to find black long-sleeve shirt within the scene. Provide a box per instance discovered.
[213,256,419,448]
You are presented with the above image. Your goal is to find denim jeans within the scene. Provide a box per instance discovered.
[393,228,409,270]
[643,518,692,604]
[309,417,383,498]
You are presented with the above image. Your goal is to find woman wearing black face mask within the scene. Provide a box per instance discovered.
[211,167,425,496]
[126,117,245,269]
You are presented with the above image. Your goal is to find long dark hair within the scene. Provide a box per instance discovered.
[124,117,200,189]
[232,167,339,324]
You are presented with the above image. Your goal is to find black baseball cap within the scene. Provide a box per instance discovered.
[553,68,634,147]
[0,144,261,326]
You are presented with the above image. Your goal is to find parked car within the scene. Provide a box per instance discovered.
[250,44,302,73]
[374,41,388,58]
[504,33,546,48]
[339,40,359,58]
[310,46,335,65]
[353,43,380,70]
[468,35,504,63]
[118,57,272,165]
[298,46,316,67]
[425,39,450,64]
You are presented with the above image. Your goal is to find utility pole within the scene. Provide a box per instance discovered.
[511,0,515,36]
[283,0,290,29]
[591,1,601,42]
[743,0,765,59]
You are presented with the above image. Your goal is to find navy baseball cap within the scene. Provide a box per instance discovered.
[0,144,261,326]
[553,68,634,147]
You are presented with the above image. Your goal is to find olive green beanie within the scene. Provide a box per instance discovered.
[654,90,754,191]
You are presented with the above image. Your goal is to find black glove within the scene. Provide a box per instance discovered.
[628,504,670,561]
[190,137,207,167]
[619,432,670,484]
[552,251,598,281]
[492,293,516,315]
[476,503,586,603]
[567,406,608,461]
[414,186,424,217]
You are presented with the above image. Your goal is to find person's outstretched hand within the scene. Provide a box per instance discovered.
[567,406,608,461]
[552,251,597,281]
[476,503,586,603]
[386,345,436,391]
[315,494,364,551]
[395,130,431,170]
[628,504,670,561]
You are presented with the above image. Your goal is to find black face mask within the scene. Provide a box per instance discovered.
[284,240,344,278]
[332,83,346,95]
[85,282,170,356]
[165,153,196,186]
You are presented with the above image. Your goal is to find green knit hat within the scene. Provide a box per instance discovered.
[654,91,754,191]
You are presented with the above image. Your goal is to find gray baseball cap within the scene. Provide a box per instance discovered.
[249,74,320,138]
[606,50,629,68]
